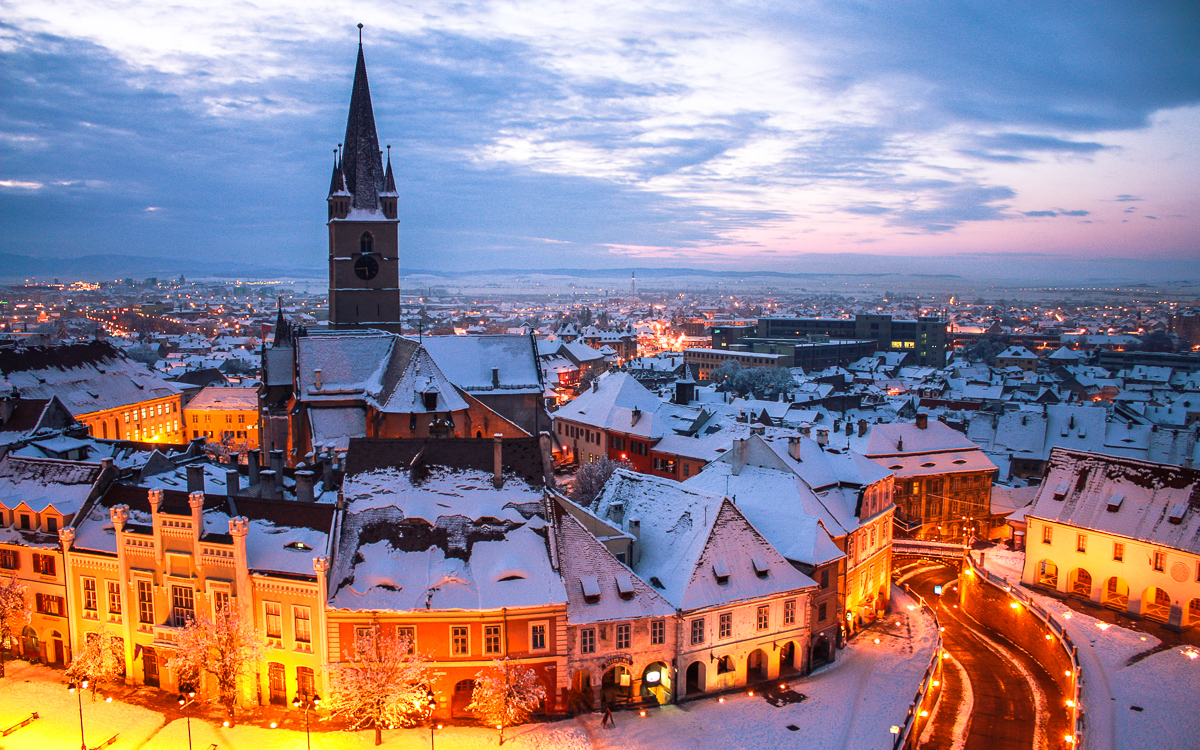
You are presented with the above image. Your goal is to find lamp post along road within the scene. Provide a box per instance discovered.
[67,680,88,750]
[179,690,197,750]
[293,692,321,750]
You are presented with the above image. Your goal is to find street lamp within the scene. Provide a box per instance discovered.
[67,680,88,750]
[178,690,196,750]
[292,692,321,750]
[425,690,442,750]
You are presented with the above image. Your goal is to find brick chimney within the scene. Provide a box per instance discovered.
[493,434,504,489]
[788,435,802,462]
[186,464,205,494]
[916,412,929,430]
[295,470,315,503]
[247,449,261,486]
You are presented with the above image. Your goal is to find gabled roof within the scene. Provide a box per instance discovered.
[0,455,101,514]
[865,420,978,457]
[554,507,674,624]
[418,335,543,395]
[554,371,669,432]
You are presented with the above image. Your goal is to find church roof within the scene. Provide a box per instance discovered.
[341,41,384,212]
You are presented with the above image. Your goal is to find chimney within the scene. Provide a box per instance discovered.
[591,378,599,392]
[750,424,765,436]
[816,428,829,447]
[897,435,904,452]
[916,412,929,430]
[858,419,868,437]
[628,518,641,566]
[323,447,335,489]
[732,438,746,476]
[226,470,241,499]
[295,470,315,503]
[492,367,500,388]
[788,435,802,462]
[260,469,278,499]
[186,464,205,494]
[314,368,323,390]
[248,449,261,486]
[799,424,811,438]
[845,420,853,436]
[493,433,504,489]
[269,449,284,476]
[631,407,642,426]
[833,418,841,433]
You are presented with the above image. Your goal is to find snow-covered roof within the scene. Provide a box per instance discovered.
[1027,449,1200,554]
[0,454,100,515]
[418,335,543,394]
[865,420,978,457]
[595,470,815,611]
[330,467,564,613]
[2,344,182,417]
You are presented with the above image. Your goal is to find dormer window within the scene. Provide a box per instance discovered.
[580,574,601,603]
[285,541,313,551]
[1106,493,1124,513]
[751,556,770,579]
[422,391,438,411]
[615,573,635,600]
[359,231,374,254]
[712,560,731,585]
[1169,502,1188,525]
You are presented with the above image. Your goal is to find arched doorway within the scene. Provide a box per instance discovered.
[569,670,594,715]
[452,679,475,718]
[641,662,671,705]
[20,626,38,661]
[1102,577,1129,610]
[1036,559,1058,588]
[779,642,797,675]
[601,665,632,707]
[685,661,706,695]
[811,634,832,670]
[746,648,768,683]
[1187,598,1200,627]
[1143,587,1172,622]
[1068,568,1092,599]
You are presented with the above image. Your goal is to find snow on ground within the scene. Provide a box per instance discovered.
[0,589,935,750]
[975,547,1200,750]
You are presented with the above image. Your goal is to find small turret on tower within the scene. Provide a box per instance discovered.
[327,147,350,220]
[380,144,398,220]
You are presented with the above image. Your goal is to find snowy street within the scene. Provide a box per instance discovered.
[0,587,935,750]
[976,546,1200,750]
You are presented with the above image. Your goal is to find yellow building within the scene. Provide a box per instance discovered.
[61,486,333,708]
[184,386,261,450]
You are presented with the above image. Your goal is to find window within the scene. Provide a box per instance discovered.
[784,599,796,625]
[484,625,502,654]
[213,590,230,615]
[690,618,705,645]
[83,577,97,614]
[297,666,315,699]
[651,619,665,645]
[171,585,195,626]
[580,627,596,654]
[818,602,828,623]
[294,606,312,644]
[718,612,732,639]
[397,626,416,652]
[616,623,630,649]
[452,626,469,655]
[238,414,245,424]
[1076,534,1087,553]
[530,622,547,652]
[757,605,769,631]
[46,517,57,534]
[108,581,122,616]
[1113,542,1124,562]
[1153,551,1166,572]
[820,569,830,589]
[265,601,282,638]
[0,549,17,570]
[35,593,64,616]
[360,231,374,254]
[1042,526,1053,545]
[32,553,55,576]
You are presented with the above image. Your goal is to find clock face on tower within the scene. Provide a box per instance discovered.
[353,254,380,281]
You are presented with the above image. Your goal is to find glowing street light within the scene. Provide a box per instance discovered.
[67,680,88,750]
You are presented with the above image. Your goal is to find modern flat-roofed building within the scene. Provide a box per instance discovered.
[756,314,948,367]
[684,348,788,381]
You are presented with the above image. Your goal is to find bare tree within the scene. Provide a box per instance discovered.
[569,457,631,508]
[167,604,265,725]
[325,626,434,746]
[468,658,547,745]
[66,630,124,700]
[0,576,30,678]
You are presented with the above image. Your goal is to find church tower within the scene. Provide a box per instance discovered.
[327,26,402,332]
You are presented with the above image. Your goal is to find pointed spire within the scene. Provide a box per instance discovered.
[273,297,291,348]
[341,27,384,212]
[382,144,397,195]
[328,148,348,197]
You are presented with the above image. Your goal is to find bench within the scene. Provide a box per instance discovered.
[88,732,119,750]
[1,712,39,737]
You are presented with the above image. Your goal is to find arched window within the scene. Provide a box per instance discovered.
[360,232,374,254]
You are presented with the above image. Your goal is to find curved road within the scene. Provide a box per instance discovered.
[901,563,1070,750]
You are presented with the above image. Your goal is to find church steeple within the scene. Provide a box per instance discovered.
[341,27,385,213]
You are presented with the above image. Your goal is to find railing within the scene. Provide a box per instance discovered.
[965,554,1084,748]
[892,585,944,750]
[892,539,969,559]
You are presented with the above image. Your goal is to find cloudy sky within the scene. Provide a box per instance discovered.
[1,1,1198,276]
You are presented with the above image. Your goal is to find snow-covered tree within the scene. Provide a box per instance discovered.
[0,576,30,678]
[570,456,632,508]
[468,658,547,745]
[325,626,433,746]
[166,604,265,725]
[66,630,124,700]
